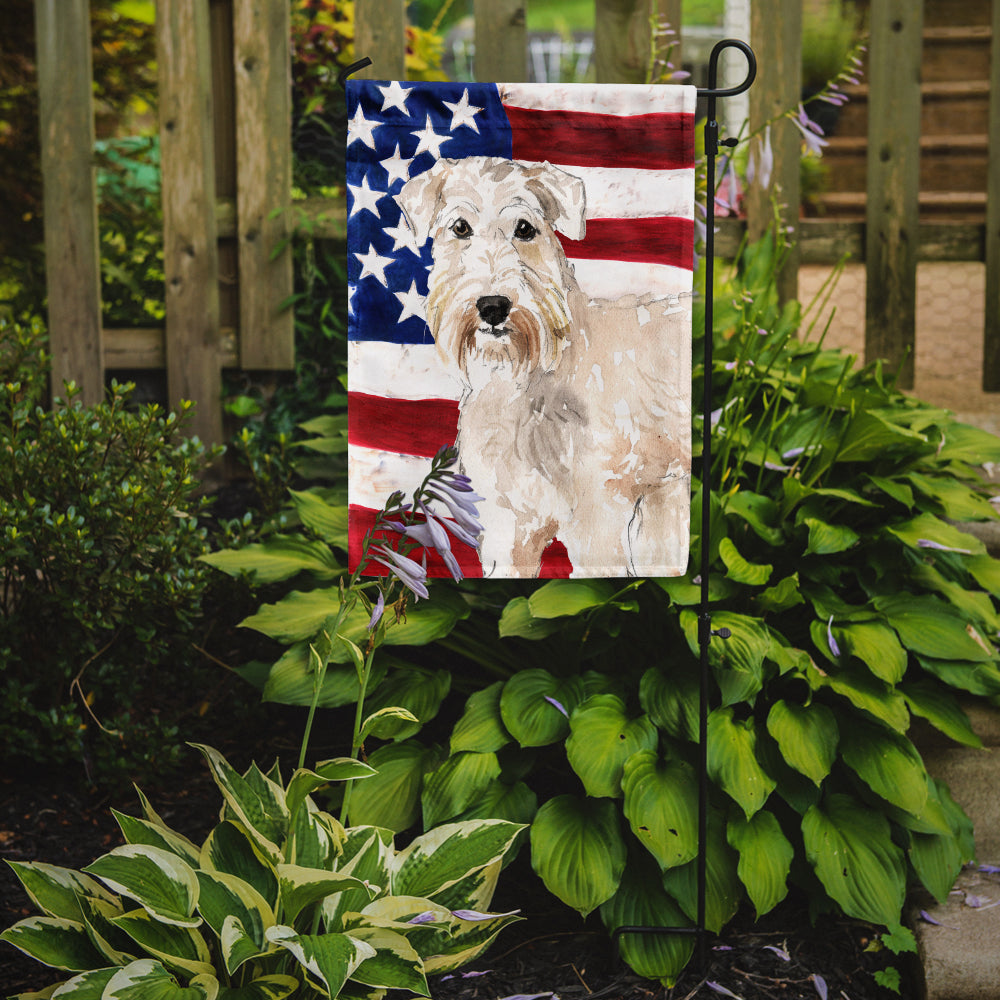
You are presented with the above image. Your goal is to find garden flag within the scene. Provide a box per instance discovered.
[347,81,695,579]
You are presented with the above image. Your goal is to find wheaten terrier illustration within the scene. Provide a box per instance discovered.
[397,155,691,578]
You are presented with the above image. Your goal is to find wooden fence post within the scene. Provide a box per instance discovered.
[594,0,653,84]
[864,0,923,390]
[157,0,223,445]
[233,0,294,370]
[746,0,801,306]
[983,0,1000,390]
[34,0,104,405]
[474,0,527,82]
[354,0,407,80]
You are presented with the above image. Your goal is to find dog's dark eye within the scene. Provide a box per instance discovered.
[450,218,473,239]
[514,219,538,241]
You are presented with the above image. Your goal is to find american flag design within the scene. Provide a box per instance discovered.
[347,80,696,579]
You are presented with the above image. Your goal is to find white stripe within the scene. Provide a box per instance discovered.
[569,259,693,301]
[348,341,461,400]
[349,444,433,510]
[498,82,697,117]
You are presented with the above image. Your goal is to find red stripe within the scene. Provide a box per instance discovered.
[348,392,459,457]
[505,106,694,170]
[559,216,693,270]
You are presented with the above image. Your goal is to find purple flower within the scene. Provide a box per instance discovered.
[367,590,385,631]
[706,983,742,999]
[827,615,841,658]
[812,974,828,1000]
[451,908,520,921]
[544,695,569,718]
[791,104,829,156]
[407,911,438,924]
[763,944,790,961]
[424,479,485,537]
[747,125,774,191]
[917,538,973,555]
[370,544,429,600]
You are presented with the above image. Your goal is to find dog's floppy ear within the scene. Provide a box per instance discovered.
[523,161,587,241]
[396,159,452,246]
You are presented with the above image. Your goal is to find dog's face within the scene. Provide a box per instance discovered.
[397,157,586,389]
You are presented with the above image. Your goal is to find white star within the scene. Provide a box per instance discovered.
[380,144,413,187]
[355,245,394,286]
[384,218,421,255]
[347,282,357,315]
[347,104,380,149]
[378,80,411,114]
[443,89,483,132]
[395,280,426,323]
[347,175,383,218]
[411,115,452,158]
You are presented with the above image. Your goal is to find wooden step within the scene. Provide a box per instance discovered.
[812,190,987,222]
[922,25,993,83]
[922,0,992,28]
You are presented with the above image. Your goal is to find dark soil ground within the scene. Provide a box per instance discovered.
[0,739,915,1000]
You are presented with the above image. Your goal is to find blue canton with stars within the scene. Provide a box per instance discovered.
[346,81,513,345]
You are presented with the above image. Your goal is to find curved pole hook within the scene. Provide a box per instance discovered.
[697,38,757,99]
[337,57,373,91]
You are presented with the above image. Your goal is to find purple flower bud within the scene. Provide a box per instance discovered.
[367,590,385,631]
[827,615,841,658]
[544,695,569,718]
[451,908,520,921]
[407,911,437,925]
[917,538,972,554]
[812,974,828,1000]
[370,544,429,600]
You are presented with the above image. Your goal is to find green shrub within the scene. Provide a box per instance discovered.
[1,743,524,998]
[0,317,220,783]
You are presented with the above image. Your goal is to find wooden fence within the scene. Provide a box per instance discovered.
[33,0,1000,445]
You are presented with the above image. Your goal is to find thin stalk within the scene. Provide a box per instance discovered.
[340,645,377,826]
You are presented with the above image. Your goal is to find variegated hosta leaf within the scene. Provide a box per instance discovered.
[423,859,501,916]
[0,916,107,971]
[45,966,118,997]
[599,854,694,987]
[323,829,393,931]
[391,820,524,901]
[102,958,218,999]
[4,861,118,922]
[265,926,376,998]
[200,822,278,910]
[422,907,522,975]
[421,751,502,829]
[802,793,906,926]
[110,908,214,978]
[621,751,699,871]
[288,802,343,870]
[195,871,274,974]
[529,795,626,917]
[77,894,136,966]
[727,810,793,917]
[765,700,838,786]
[83,846,200,928]
[706,707,776,819]
[450,681,511,754]
[112,810,201,868]
[285,760,375,824]
[190,745,287,863]
[565,695,658,799]
[276,864,375,925]
[214,974,300,1000]
[345,926,429,995]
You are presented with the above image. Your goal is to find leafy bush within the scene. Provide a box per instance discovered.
[1,743,524,998]
[0,317,220,782]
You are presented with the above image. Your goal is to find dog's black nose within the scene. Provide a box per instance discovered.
[476,295,511,328]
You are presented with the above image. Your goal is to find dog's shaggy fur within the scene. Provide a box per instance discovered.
[398,155,690,577]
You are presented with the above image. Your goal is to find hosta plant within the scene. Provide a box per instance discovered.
[1,743,523,999]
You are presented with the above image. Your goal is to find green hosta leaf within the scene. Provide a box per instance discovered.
[718,537,772,585]
[916,655,1000,697]
[599,853,694,986]
[910,562,1000,633]
[886,512,985,557]
[935,421,1000,464]
[755,573,804,614]
[191,746,287,862]
[83,846,200,928]
[200,535,341,584]
[835,410,927,463]
[967,553,1000,597]
[807,660,910,732]
[362,667,451,740]
[621,751,698,870]
[288,488,349,547]
[347,740,442,832]
[909,790,967,907]
[103,959,218,1000]
[277,865,374,925]
[360,706,421,742]
[346,926,428,994]
[421,751,502,828]
[285,759,376,822]
[499,670,584,747]
[765,701,838,786]
[453,779,538,827]
[260,643,387,709]
[200,822,278,910]
[661,811,741,933]
[497,596,565,639]
[680,610,770,706]
[111,909,214,978]
[530,795,626,917]
[527,579,616,618]
[839,718,928,816]
[639,664,699,742]
[393,820,524,900]
[835,621,907,684]
[265,926,375,997]
[450,682,511,754]
[112,812,201,868]
[803,517,859,556]
[655,573,737,606]
[0,916,107,971]
[565,695,658,798]
[707,708,776,818]
[901,680,982,748]
[216,975,299,1000]
[874,594,995,662]
[727,811,793,918]
[724,490,784,545]
[195,871,273,974]
[5,862,118,923]
[866,474,914,509]
[802,793,906,926]
[906,472,998,521]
